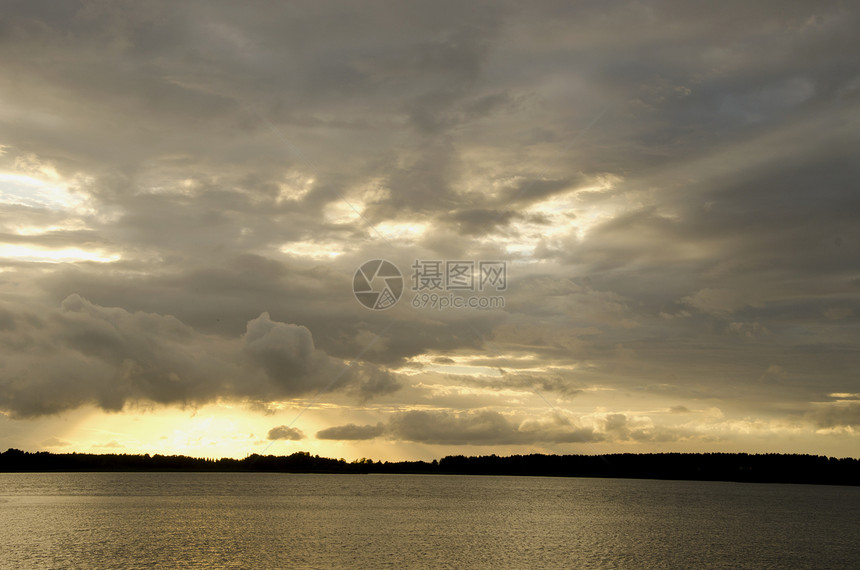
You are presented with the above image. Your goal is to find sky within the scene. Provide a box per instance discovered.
[0,0,858,461]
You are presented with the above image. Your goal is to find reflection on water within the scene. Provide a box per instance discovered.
[1,473,858,568]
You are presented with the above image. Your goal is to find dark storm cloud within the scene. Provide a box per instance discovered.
[0,0,858,450]
[243,313,333,392]
[0,296,399,417]
[36,253,503,369]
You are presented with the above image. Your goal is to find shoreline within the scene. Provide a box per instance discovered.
[2,449,858,486]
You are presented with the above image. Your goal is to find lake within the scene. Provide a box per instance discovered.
[1,473,858,568]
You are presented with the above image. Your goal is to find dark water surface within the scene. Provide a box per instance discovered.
[1,473,857,568]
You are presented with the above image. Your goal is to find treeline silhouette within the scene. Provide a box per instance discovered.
[1,449,857,485]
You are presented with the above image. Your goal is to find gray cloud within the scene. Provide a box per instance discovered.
[1,1,859,454]
[0,296,398,417]
[316,409,697,445]
[316,423,385,441]
[267,425,305,441]
[805,404,860,429]
[243,313,333,394]
[322,410,600,445]
[446,208,520,236]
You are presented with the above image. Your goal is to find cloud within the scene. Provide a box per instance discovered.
[267,425,305,441]
[805,404,860,429]
[719,78,815,123]
[243,313,339,395]
[317,410,601,445]
[1,1,859,455]
[388,410,522,445]
[682,289,750,317]
[492,371,587,394]
[0,296,399,417]
[317,410,697,445]
[601,413,660,442]
[446,208,519,236]
[316,423,385,440]
[726,321,770,338]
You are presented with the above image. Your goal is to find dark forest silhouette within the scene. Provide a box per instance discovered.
[1,449,857,486]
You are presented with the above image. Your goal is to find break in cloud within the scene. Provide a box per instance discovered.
[0,1,858,456]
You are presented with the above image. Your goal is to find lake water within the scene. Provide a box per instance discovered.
[1,473,858,568]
